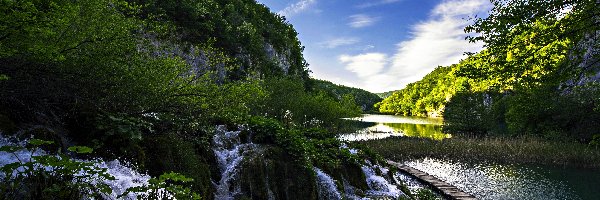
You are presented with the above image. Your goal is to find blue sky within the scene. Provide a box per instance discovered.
[256,0,492,93]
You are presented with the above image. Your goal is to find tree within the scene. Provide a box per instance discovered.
[464,0,599,85]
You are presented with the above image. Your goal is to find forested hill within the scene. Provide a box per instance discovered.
[127,0,310,81]
[0,0,386,199]
[376,91,398,99]
[376,0,600,141]
[311,79,383,112]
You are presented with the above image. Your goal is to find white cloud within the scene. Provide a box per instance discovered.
[363,45,376,51]
[348,14,380,28]
[318,37,360,48]
[357,0,403,8]
[339,53,387,78]
[432,0,488,16]
[339,53,392,92]
[278,0,317,17]
[339,0,492,93]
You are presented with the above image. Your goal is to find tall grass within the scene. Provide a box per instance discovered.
[358,135,600,169]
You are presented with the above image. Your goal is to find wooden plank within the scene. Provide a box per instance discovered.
[387,160,478,200]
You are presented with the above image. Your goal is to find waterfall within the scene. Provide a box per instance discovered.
[314,167,342,200]
[212,125,259,200]
[93,160,152,199]
[361,161,404,198]
[0,134,153,199]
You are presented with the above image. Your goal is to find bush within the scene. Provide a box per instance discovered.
[443,91,501,135]
[143,134,214,199]
[0,140,113,199]
[120,172,201,200]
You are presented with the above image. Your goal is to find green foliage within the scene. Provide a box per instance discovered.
[590,135,600,148]
[245,116,367,169]
[120,172,201,200]
[443,92,503,135]
[465,0,598,69]
[67,146,93,154]
[142,134,213,199]
[254,78,362,127]
[238,148,318,200]
[361,135,600,169]
[310,79,383,112]
[376,65,468,117]
[0,0,405,198]
[96,114,153,141]
[128,0,310,80]
[415,188,440,200]
[377,0,600,143]
[376,90,398,99]
[0,140,114,199]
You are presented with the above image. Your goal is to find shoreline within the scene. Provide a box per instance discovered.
[357,135,600,169]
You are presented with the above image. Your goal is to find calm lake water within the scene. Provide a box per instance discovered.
[338,114,451,141]
[343,114,600,200]
[406,158,600,200]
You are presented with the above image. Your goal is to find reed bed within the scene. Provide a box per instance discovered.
[358,135,600,169]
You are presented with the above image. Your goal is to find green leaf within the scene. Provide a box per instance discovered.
[0,162,22,173]
[160,172,194,182]
[0,74,8,81]
[0,145,22,153]
[28,139,54,146]
[67,146,94,154]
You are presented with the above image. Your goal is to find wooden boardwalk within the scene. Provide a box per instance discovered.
[387,160,477,200]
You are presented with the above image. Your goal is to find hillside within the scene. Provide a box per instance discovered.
[311,79,382,112]
[0,0,411,199]
[376,2,600,140]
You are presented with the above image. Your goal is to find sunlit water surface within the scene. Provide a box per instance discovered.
[406,158,600,200]
[339,114,450,141]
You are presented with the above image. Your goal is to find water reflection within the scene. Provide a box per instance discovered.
[344,114,443,125]
[339,114,450,141]
[406,158,594,200]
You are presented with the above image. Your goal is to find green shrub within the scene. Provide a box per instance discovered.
[120,172,201,200]
[143,134,213,199]
[0,139,113,199]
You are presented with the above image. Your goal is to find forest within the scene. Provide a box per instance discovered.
[0,0,599,199]
[0,0,394,199]
[376,0,600,143]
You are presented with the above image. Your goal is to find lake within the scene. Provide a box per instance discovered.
[407,158,600,200]
[344,114,600,200]
[338,114,451,141]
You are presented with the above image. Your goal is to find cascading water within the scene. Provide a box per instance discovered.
[361,161,405,198]
[340,143,408,199]
[212,125,259,200]
[93,160,152,199]
[0,134,152,199]
[314,167,342,200]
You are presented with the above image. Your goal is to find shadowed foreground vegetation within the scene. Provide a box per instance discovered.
[359,136,600,169]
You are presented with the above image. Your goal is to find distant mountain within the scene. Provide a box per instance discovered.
[310,79,383,112]
[376,90,398,99]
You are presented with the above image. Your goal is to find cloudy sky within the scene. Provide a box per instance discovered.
[256,0,492,93]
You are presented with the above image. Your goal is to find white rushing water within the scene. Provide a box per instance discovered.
[0,134,152,199]
[314,167,342,200]
[212,125,259,200]
[362,161,404,198]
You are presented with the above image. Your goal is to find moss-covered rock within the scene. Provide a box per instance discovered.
[143,134,215,199]
[238,146,317,200]
[319,161,368,197]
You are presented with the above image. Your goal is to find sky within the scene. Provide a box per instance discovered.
[255,0,492,93]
